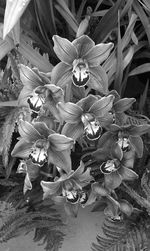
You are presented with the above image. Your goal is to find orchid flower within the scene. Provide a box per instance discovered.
[57,94,114,140]
[51,35,114,93]
[41,161,93,216]
[11,119,74,173]
[99,147,138,190]
[18,65,64,120]
[97,123,150,158]
[85,182,134,218]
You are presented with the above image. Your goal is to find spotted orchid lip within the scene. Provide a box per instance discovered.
[72,58,90,87]
[27,93,45,113]
[81,114,102,140]
[29,140,48,166]
[100,159,119,174]
[117,137,130,152]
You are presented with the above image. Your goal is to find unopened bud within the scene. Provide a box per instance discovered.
[76,15,90,38]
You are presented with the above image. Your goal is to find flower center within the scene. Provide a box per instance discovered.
[81,113,102,140]
[100,159,119,174]
[78,190,88,205]
[64,189,79,204]
[29,140,48,166]
[27,92,45,113]
[117,137,130,152]
[72,59,90,87]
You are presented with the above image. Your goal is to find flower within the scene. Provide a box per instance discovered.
[51,35,114,93]
[18,65,64,121]
[57,94,114,140]
[11,119,74,173]
[97,123,150,158]
[85,182,134,219]
[99,148,138,190]
[40,161,93,216]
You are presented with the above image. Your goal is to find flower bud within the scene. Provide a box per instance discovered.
[76,15,90,38]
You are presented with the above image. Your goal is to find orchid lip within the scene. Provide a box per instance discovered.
[117,137,130,152]
[29,147,48,166]
[27,93,45,113]
[81,114,102,141]
[100,159,119,174]
[72,58,90,87]
[64,189,79,204]
[29,140,48,166]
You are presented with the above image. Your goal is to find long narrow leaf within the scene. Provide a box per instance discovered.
[55,0,78,33]
[0,38,14,60]
[92,0,123,43]
[139,79,149,113]
[133,0,150,45]
[114,11,123,95]
[3,0,31,39]
[76,0,87,22]
[129,63,150,76]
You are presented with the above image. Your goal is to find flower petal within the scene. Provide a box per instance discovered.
[71,162,93,186]
[62,122,84,140]
[52,35,78,64]
[11,139,31,158]
[18,120,41,142]
[130,135,143,158]
[40,180,61,199]
[49,134,74,151]
[64,201,79,217]
[72,35,95,57]
[119,166,138,181]
[114,98,136,113]
[51,62,72,87]
[122,149,135,168]
[33,122,52,138]
[48,149,72,173]
[128,124,150,136]
[77,94,98,112]
[89,95,114,118]
[84,43,114,67]
[89,66,108,93]
[57,102,83,123]
[104,172,122,190]
[23,173,32,194]
[20,64,43,89]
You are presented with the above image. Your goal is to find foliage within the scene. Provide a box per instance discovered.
[0,0,150,250]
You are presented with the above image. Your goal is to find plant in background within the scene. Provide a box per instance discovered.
[0,0,150,250]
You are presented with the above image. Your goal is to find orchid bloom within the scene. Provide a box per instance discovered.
[41,161,93,216]
[97,123,150,158]
[18,65,64,120]
[51,35,114,93]
[11,120,74,173]
[57,94,114,140]
[100,147,138,190]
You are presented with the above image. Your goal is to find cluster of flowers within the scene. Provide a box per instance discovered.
[11,35,150,217]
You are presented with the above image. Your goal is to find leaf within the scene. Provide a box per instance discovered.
[133,0,150,45]
[129,63,150,76]
[1,108,18,169]
[3,0,31,39]
[0,38,14,60]
[92,0,123,43]
[19,34,53,72]
[139,80,149,113]
[55,0,78,33]
[0,101,18,107]
[114,11,123,95]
